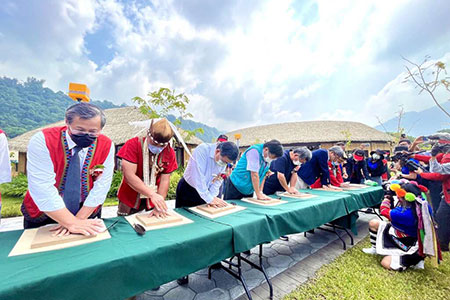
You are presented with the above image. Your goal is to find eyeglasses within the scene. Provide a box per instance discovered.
[69,126,100,138]
[147,132,169,147]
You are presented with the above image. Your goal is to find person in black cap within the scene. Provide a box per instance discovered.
[345,149,369,184]
[366,149,387,185]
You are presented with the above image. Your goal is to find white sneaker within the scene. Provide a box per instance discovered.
[362,247,377,255]
[411,260,425,270]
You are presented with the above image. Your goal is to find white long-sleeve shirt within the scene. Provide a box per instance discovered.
[183,143,226,204]
[27,130,115,212]
[0,133,11,184]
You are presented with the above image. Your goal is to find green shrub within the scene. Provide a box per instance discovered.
[167,169,182,200]
[107,170,123,198]
[0,173,28,197]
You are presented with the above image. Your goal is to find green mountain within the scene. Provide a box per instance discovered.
[0,76,222,142]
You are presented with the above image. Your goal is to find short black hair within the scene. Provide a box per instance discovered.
[263,139,283,158]
[217,141,239,162]
[66,102,106,128]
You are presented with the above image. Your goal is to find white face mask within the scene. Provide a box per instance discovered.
[372,154,380,160]
[264,155,274,164]
[217,159,227,167]
[293,160,301,166]
[148,144,165,154]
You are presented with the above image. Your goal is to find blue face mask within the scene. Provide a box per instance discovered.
[148,144,165,154]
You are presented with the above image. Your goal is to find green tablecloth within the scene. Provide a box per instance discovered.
[0,209,233,300]
[210,194,349,253]
[0,188,384,300]
[340,186,384,213]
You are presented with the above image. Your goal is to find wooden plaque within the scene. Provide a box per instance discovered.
[30,226,95,249]
[346,183,370,188]
[136,212,184,227]
[278,192,315,199]
[314,188,344,192]
[242,197,283,205]
[196,204,235,215]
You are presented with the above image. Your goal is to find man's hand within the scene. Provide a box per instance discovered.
[209,197,228,207]
[414,168,424,175]
[150,192,168,212]
[256,192,272,200]
[287,187,299,194]
[148,209,168,218]
[265,170,274,178]
[51,219,105,236]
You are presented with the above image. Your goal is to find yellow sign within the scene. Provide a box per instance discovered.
[234,133,242,140]
[68,83,90,102]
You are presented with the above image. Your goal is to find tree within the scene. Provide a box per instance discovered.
[403,56,450,118]
[133,87,204,141]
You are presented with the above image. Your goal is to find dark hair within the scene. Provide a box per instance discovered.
[217,141,239,162]
[263,139,283,158]
[66,103,106,128]
[217,134,229,142]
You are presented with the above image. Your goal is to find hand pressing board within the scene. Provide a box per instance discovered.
[9,223,111,257]
[125,210,193,231]
[136,211,183,226]
[189,203,246,219]
[196,204,235,215]
[241,197,286,206]
[277,192,317,199]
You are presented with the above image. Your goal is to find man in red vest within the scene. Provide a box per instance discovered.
[21,103,114,235]
[116,118,177,217]
[0,128,12,223]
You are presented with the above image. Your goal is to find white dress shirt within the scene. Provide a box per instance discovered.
[183,143,226,204]
[27,130,115,212]
[0,133,11,184]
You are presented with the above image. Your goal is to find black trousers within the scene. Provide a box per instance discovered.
[175,177,206,208]
[223,178,252,200]
[23,206,102,229]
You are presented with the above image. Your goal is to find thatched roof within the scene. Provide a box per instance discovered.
[8,106,203,152]
[226,121,393,147]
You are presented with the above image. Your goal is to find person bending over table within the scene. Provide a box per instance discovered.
[223,140,283,200]
[296,146,345,190]
[176,141,239,208]
[21,103,114,235]
[117,119,177,218]
[174,141,238,285]
[263,147,311,195]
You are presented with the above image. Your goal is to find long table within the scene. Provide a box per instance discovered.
[0,186,383,300]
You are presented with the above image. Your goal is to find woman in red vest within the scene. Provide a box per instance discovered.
[22,103,114,235]
[116,118,177,217]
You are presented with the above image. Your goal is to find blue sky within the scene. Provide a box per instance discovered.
[0,0,449,131]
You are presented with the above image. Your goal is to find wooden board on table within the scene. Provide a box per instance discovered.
[196,203,236,215]
[346,183,370,189]
[31,226,95,249]
[241,197,286,206]
[125,210,193,232]
[9,223,111,257]
[313,188,344,192]
[189,203,246,219]
[136,211,183,227]
[277,192,317,199]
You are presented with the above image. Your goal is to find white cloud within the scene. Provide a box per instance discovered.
[1,0,450,133]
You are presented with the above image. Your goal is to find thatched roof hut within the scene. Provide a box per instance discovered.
[226,120,393,152]
[9,106,202,173]
[8,106,202,152]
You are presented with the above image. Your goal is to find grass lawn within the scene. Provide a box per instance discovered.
[1,196,119,218]
[284,237,450,300]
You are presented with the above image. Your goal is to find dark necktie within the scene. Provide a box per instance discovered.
[63,146,82,215]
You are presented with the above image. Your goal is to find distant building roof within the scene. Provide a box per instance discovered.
[9,106,203,152]
[226,120,393,147]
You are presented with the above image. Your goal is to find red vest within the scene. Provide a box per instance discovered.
[22,126,112,221]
